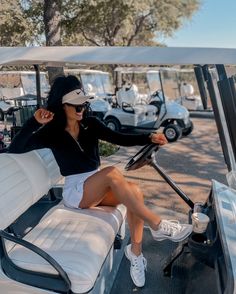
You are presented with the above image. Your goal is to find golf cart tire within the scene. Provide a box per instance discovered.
[182,121,194,136]
[163,124,182,142]
[105,117,121,132]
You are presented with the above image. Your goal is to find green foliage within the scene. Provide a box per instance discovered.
[0,0,201,47]
[0,0,37,46]
[99,140,119,157]
[62,0,201,46]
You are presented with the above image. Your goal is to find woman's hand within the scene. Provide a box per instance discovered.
[34,108,54,125]
[150,132,168,145]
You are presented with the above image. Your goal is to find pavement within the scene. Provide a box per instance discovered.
[101,112,227,222]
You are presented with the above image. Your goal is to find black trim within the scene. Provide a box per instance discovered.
[203,65,231,171]
[0,230,71,293]
[33,64,42,109]
[194,66,208,109]
[216,65,236,165]
[121,102,135,114]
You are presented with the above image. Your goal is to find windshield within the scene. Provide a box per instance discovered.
[100,73,112,94]
[80,72,112,97]
[146,72,161,94]
[21,73,50,97]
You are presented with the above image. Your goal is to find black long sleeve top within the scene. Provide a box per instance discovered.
[8,116,152,176]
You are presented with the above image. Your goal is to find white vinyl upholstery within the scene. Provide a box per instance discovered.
[0,152,49,229]
[8,205,126,293]
[0,149,127,293]
[34,148,63,186]
[116,86,157,120]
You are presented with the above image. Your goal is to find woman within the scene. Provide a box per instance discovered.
[9,75,192,288]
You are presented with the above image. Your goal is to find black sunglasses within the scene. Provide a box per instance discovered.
[66,102,90,113]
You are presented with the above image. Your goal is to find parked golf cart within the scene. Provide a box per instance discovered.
[103,77,158,134]
[0,71,50,126]
[159,67,211,111]
[175,81,204,110]
[111,67,193,142]
[0,71,49,106]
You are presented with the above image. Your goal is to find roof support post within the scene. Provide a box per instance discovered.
[33,64,42,109]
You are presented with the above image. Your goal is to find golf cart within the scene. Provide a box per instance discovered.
[0,46,236,294]
[176,81,204,110]
[0,71,50,125]
[0,71,49,106]
[161,67,207,111]
[111,67,193,142]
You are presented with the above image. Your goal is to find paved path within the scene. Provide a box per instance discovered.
[102,114,227,220]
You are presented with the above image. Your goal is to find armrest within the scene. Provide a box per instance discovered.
[0,230,71,293]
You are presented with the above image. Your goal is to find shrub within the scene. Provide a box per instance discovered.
[99,140,119,157]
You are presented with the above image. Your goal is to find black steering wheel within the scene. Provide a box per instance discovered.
[125,144,159,171]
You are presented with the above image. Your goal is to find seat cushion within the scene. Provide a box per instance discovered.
[8,205,126,293]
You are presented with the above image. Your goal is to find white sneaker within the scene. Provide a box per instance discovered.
[150,220,192,242]
[125,244,147,287]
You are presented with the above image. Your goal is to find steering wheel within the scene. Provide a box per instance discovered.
[125,144,159,171]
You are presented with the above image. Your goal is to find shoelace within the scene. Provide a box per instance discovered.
[132,254,147,274]
[160,220,182,237]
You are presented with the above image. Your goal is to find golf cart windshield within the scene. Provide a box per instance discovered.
[80,72,112,97]
[146,71,162,94]
[21,73,49,97]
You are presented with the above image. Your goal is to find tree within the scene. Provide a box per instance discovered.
[2,0,200,48]
[0,0,36,46]
[62,0,201,46]
[43,0,64,83]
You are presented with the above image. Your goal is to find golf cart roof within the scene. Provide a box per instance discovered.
[64,69,109,75]
[0,70,47,75]
[1,46,236,67]
[115,67,161,73]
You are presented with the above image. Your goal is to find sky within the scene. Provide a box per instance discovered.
[162,0,236,48]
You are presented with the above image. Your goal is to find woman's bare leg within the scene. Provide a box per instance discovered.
[97,183,144,256]
[79,166,161,237]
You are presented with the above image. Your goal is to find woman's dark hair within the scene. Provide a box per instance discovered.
[47,75,82,111]
[46,75,82,128]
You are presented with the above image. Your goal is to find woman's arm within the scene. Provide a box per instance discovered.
[90,117,167,146]
[8,109,54,153]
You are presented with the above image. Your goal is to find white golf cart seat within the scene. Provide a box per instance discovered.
[180,83,194,97]
[116,84,157,119]
[0,150,127,293]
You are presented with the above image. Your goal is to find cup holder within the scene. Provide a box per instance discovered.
[191,233,207,244]
[188,233,213,264]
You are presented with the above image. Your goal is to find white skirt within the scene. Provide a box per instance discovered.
[63,169,99,209]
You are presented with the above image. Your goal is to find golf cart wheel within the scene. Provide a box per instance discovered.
[0,109,4,121]
[105,117,121,132]
[182,121,194,136]
[163,124,182,142]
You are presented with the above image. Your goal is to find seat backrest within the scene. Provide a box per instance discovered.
[34,148,63,186]
[0,151,50,230]
[180,83,194,96]
[116,84,140,107]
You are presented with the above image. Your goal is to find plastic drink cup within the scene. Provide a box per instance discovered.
[191,212,210,233]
